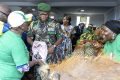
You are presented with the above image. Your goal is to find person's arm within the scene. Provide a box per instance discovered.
[27,21,36,44]
[27,36,33,46]
[48,23,63,54]
[29,60,37,67]
[12,39,30,73]
[54,38,63,47]
[29,59,42,67]
[48,38,63,54]
[16,60,41,73]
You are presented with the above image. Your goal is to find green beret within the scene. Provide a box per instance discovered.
[37,3,51,12]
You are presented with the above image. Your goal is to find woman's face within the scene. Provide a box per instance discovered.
[63,17,69,25]
[101,26,115,42]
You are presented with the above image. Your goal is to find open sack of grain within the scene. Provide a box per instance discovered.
[50,51,120,80]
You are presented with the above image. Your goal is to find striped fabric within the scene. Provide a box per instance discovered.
[0,21,10,35]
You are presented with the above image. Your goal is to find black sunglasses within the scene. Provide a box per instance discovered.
[0,11,8,17]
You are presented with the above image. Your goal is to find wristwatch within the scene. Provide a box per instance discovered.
[53,44,56,48]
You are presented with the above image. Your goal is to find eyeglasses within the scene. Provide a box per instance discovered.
[0,11,8,17]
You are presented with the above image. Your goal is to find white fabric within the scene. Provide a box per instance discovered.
[61,25,74,32]
[32,41,48,62]
[61,25,75,37]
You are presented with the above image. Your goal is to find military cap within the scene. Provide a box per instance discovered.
[37,3,51,12]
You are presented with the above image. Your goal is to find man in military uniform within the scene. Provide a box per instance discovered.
[27,3,63,80]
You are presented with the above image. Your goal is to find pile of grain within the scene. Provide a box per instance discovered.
[50,50,120,80]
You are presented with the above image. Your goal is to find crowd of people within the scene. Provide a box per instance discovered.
[0,2,120,80]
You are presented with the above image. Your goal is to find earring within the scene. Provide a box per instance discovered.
[112,33,116,39]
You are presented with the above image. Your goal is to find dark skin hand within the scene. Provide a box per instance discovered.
[48,38,63,54]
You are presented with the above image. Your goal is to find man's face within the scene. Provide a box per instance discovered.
[38,11,49,22]
[20,22,30,32]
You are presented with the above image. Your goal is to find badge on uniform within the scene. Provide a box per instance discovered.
[48,28,56,34]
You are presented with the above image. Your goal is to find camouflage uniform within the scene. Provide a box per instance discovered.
[27,18,64,79]
[28,18,63,61]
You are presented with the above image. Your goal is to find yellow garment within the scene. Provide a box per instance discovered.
[0,21,4,35]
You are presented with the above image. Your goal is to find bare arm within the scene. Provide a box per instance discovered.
[54,38,63,46]
[29,60,37,67]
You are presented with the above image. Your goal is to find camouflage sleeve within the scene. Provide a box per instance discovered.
[55,23,62,40]
[27,21,35,38]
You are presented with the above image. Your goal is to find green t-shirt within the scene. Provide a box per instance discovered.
[103,41,113,55]
[104,34,120,62]
[0,31,29,80]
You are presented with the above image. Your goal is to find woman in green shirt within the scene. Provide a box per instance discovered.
[101,20,120,62]
[0,11,40,80]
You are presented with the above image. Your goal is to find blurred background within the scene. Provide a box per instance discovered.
[1,0,120,27]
